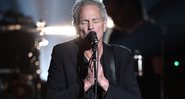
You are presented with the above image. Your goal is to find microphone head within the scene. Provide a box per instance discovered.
[85,31,98,45]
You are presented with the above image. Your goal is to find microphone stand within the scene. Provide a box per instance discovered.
[92,42,98,99]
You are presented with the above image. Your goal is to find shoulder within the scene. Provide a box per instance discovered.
[52,37,79,53]
[107,43,132,55]
[104,43,133,61]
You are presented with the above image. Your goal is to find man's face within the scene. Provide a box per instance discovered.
[77,5,107,42]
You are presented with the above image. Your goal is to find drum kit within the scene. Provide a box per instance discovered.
[0,10,44,99]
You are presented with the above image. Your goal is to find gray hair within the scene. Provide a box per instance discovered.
[72,0,108,26]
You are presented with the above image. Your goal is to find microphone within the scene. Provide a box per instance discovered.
[85,31,98,47]
[86,31,98,99]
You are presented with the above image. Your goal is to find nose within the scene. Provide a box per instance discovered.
[88,21,94,30]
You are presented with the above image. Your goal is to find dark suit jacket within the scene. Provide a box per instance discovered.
[46,37,141,99]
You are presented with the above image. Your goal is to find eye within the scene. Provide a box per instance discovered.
[92,18,100,23]
[80,20,88,25]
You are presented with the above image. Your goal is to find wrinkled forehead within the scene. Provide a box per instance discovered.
[80,5,101,15]
[79,5,105,22]
[79,4,101,14]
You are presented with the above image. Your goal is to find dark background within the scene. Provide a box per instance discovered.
[105,0,185,99]
[0,0,185,99]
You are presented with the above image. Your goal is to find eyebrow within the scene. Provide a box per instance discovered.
[80,17,102,22]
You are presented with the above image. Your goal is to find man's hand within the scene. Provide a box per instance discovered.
[97,62,109,92]
[83,61,95,91]
[83,61,109,92]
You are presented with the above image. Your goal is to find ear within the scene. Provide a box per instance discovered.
[103,20,107,32]
[73,24,79,35]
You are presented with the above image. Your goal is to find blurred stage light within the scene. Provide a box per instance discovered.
[107,16,115,28]
[174,60,180,67]
[39,37,49,46]
[134,54,143,76]
[44,26,77,36]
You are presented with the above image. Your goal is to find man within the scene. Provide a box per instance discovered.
[46,0,141,99]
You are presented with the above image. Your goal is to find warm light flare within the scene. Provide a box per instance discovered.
[107,16,115,28]
[44,26,77,36]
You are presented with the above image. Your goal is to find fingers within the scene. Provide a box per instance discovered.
[84,61,106,85]
[85,65,94,85]
[90,62,104,83]
[84,61,100,85]
[83,67,94,91]
[96,62,109,91]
